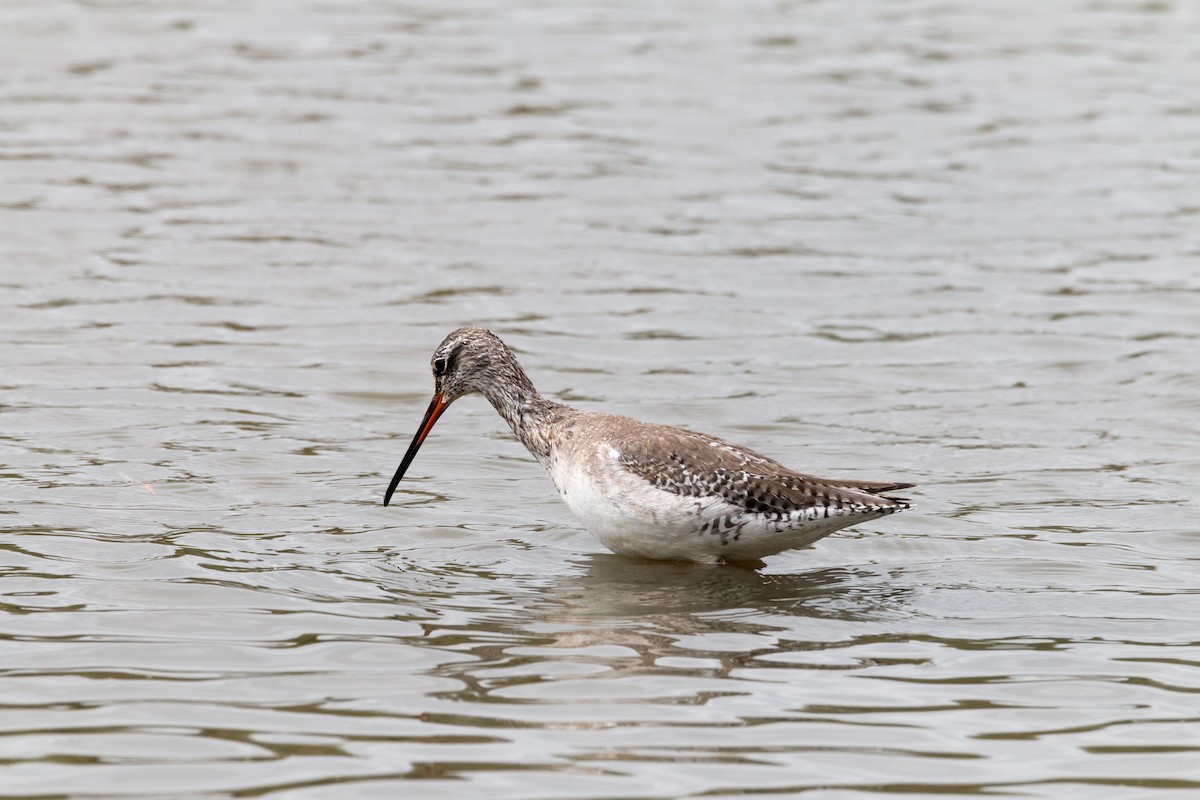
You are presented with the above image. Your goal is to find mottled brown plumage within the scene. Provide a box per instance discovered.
[616,425,913,516]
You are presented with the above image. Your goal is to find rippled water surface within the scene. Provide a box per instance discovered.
[4,1,1200,797]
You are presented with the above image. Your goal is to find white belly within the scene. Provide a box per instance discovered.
[543,443,861,563]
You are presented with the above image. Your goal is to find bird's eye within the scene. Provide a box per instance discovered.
[432,357,448,377]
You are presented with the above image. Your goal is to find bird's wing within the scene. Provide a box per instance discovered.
[614,424,913,514]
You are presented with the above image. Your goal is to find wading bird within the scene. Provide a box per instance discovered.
[384,327,914,564]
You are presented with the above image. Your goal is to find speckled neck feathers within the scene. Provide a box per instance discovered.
[478,354,561,465]
[436,327,563,464]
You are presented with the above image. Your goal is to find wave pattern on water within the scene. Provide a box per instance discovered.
[2,0,1200,797]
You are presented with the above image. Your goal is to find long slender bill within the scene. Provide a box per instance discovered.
[383,392,450,506]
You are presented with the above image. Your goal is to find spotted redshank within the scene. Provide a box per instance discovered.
[383,327,914,563]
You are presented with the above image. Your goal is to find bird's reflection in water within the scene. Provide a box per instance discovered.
[418,553,917,708]
[541,552,912,623]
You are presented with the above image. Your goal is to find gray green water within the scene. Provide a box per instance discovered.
[3,1,1200,797]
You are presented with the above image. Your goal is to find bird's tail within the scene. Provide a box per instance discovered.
[821,478,916,509]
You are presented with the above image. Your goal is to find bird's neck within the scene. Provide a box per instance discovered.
[479,363,563,465]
